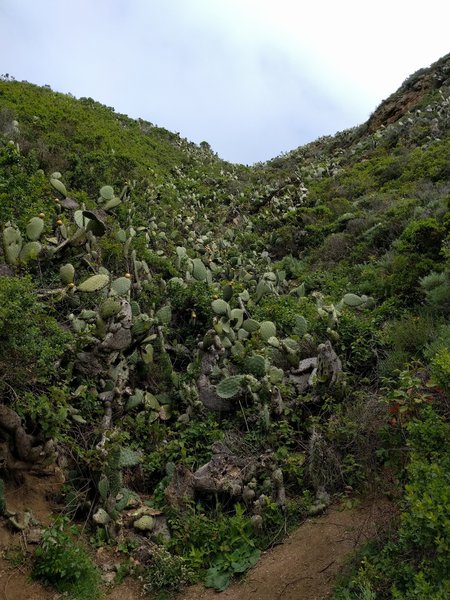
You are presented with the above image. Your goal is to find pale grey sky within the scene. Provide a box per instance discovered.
[1,0,449,164]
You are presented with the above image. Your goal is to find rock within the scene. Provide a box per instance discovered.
[133,515,155,532]
[8,510,32,530]
[164,464,195,510]
[151,515,171,542]
[193,445,255,497]
[293,357,318,374]
[60,196,79,210]
[27,527,43,544]
[101,327,132,351]
[315,341,342,386]
[101,572,116,584]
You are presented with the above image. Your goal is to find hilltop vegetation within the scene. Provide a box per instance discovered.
[0,53,449,599]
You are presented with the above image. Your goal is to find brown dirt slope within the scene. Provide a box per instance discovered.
[180,497,394,600]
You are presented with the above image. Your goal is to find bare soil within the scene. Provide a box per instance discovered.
[0,471,394,600]
[180,497,394,600]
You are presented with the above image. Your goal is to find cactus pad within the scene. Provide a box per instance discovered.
[216,375,244,399]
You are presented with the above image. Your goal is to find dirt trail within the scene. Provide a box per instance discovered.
[180,498,394,600]
[0,481,393,600]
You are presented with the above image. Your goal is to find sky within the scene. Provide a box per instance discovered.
[1,1,449,164]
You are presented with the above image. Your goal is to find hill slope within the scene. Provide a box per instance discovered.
[0,53,449,599]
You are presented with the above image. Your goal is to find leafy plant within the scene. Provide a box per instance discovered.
[32,517,101,600]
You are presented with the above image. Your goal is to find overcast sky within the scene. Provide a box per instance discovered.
[1,1,449,164]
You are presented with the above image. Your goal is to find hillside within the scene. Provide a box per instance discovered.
[0,52,449,600]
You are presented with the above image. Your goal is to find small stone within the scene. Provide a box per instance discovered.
[101,572,116,584]
[27,527,43,544]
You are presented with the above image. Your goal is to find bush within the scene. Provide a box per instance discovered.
[0,276,72,393]
[430,347,450,394]
[32,518,101,600]
[333,408,450,599]
[143,546,195,593]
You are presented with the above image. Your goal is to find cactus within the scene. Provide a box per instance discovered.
[268,366,284,384]
[290,282,306,297]
[103,196,121,211]
[242,318,260,333]
[117,447,142,468]
[342,293,365,307]
[99,298,121,319]
[126,388,145,411]
[98,475,109,500]
[245,354,266,377]
[99,185,114,201]
[156,305,172,325]
[260,321,276,341]
[60,263,75,285]
[77,273,110,292]
[82,210,106,236]
[50,177,67,196]
[116,229,127,243]
[3,225,22,265]
[230,308,244,329]
[19,241,42,262]
[192,258,208,281]
[294,315,308,337]
[267,336,281,348]
[216,375,244,399]
[110,276,131,296]
[26,217,44,241]
[255,279,273,302]
[222,284,233,301]
[212,298,231,317]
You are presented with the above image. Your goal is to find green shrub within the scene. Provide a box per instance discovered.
[430,347,450,393]
[333,408,450,599]
[0,276,73,393]
[396,218,445,257]
[143,546,195,593]
[32,518,101,600]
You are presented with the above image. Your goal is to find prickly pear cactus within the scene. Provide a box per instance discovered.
[20,241,42,262]
[216,375,244,399]
[212,298,230,316]
[50,177,67,196]
[3,225,22,265]
[192,258,208,281]
[110,276,131,296]
[26,217,44,241]
[59,263,75,285]
[77,273,110,292]
[245,354,267,377]
[259,321,276,341]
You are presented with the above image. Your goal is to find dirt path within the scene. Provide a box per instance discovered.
[0,486,393,600]
[180,498,394,600]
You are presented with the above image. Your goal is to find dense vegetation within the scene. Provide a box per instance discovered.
[0,52,449,599]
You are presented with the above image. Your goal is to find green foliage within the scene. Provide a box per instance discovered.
[0,276,72,392]
[396,218,445,257]
[1,61,450,597]
[169,503,258,588]
[32,518,101,600]
[334,408,450,599]
[143,546,195,593]
[216,375,244,399]
[430,347,450,393]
